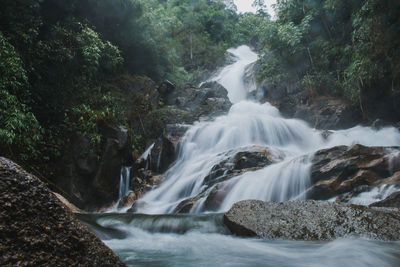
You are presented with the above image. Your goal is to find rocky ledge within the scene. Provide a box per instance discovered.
[224,200,400,241]
[0,157,125,266]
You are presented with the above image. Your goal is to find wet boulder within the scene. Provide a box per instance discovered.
[163,82,232,123]
[173,146,285,213]
[118,192,136,209]
[0,157,125,266]
[224,200,400,241]
[307,144,400,200]
[203,146,285,188]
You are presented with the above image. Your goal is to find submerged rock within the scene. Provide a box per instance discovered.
[0,157,125,266]
[224,200,400,241]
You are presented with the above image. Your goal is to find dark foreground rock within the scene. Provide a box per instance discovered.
[224,200,400,241]
[0,157,125,266]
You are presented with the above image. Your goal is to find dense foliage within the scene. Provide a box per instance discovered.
[0,0,239,178]
[246,0,400,120]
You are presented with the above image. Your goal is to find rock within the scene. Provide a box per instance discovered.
[321,130,333,139]
[53,193,84,213]
[158,80,175,98]
[376,171,400,185]
[164,123,190,147]
[129,169,164,202]
[147,137,176,173]
[163,82,232,124]
[54,121,131,211]
[98,121,128,150]
[203,146,285,188]
[293,96,360,129]
[371,118,387,130]
[0,157,125,266]
[244,62,257,92]
[173,146,285,213]
[370,191,400,208]
[223,200,400,241]
[118,192,136,209]
[307,145,400,200]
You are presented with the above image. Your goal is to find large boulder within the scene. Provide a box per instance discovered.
[203,146,285,189]
[163,82,232,123]
[0,157,125,266]
[224,200,400,241]
[307,144,400,200]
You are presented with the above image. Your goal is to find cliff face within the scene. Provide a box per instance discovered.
[0,157,125,266]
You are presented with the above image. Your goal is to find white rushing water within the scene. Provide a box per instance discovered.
[211,45,258,103]
[118,167,131,200]
[137,46,400,214]
[79,213,400,267]
[108,167,132,212]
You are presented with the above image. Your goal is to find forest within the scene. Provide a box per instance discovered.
[1,0,399,192]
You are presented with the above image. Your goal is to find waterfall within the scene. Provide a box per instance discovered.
[118,166,131,200]
[211,45,258,103]
[136,46,400,214]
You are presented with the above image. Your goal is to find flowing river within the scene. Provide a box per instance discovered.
[80,46,400,266]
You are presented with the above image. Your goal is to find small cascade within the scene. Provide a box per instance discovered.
[156,146,163,173]
[139,143,155,170]
[118,166,131,200]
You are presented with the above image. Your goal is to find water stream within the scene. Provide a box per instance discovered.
[83,45,400,266]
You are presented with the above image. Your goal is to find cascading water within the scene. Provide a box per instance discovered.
[137,46,400,214]
[118,167,131,200]
[84,46,400,266]
[211,45,258,103]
